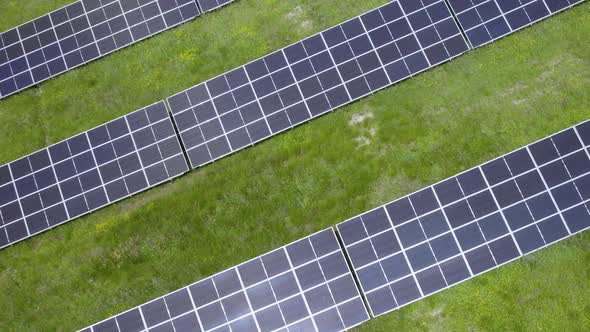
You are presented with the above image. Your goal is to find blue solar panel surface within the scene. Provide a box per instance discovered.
[0,101,188,249]
[196,0,234,12]
[0,0,200,99]
[447,0,585,47]
[337,120,590,317]
[83,228,369,332]
[167,0,470,169]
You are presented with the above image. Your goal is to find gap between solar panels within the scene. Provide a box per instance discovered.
[0,0,236,100]
[80,120,590,331]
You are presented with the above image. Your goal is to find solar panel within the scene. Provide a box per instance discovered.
[0,101,188,249]
[337,120,590,317]
[167,0,470,169]
[82,228,369,332]
[0,0,200,100]
[196,0,234,13]
[446,0,586,48]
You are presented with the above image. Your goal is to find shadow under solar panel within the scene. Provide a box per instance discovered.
[0,0,201,99]
[337,119,590,317]
[0,101,189,249]
[167,0,470,169]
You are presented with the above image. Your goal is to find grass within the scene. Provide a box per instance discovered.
[0,0,589,331]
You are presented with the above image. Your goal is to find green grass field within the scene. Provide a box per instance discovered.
[1,0,589,330]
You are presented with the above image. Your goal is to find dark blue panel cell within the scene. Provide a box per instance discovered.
[365,68,389,91]
[515,170,545,198]
[504,202,534,231]
[515,225,545,254]
[458,8,483,30]
[455,222,485,251]
[342,18,365,39]
[545,0,571,13]
[267,111,291,133]
[371,230,400,258]
[291,59,315,81]
[529,138,559,165]
[419,210,449,238]
[338,217,368,245]
[246,119,270,143]
[318,68,342,90]
[467,190,497,218]
[551,182,582,210]
[538,215,569,244]
[15,175,37,197]
[286,102,310,125]
[396,219,426,248]
[465,244,495,274]
[284,42,307,64]
[26,213,49,236]
[477,0,502,22]
[15,72,34,89]
[386,197,416,226]
[408,9,432,30]
[390,276,421,306]
[6,220,28,242]
[348,239,377,268]
[416,266,446,295]
[525,1,550,21]
[370,25,394,48]
[361,8,386,30]
[493,180,523,208]
[331,43,354,64]
[540,160,570,188]
[562,204,590,233]
[346,77,370,100]
[466,25,491,47]
[440,257,471,288]
[425,41,450,65]
[406,242,436,271]
[380,1,404,23]
[482,158,512,185]
[409,188,439,216]
[429,233,460,261]
[326,85,350,107]
[66,195,88,218]
[488,235,520,264]
[381,253,411,282]
[21,193,43,215]
[271,68,294,90]
[349,35,373,56]
[526,193,557,220]
[563,151,590,177]
[445,199,474,228]
[302,35,326,56]
[85,187,108,211]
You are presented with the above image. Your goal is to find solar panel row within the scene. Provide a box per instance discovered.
[80,120,590,331]
[82,228,369,332]
[0,101,188,249]
[337,120,590,317]
[0,0,200,99]
[447,0,586,47]
[167,0,470,169]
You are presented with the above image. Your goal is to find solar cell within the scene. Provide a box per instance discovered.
[0,0,201,99]
[196,0,234,12]
[0,101,188,249]
[167,0,470,169]
[337,120,590,317]
[82,228,369,332]
[446,0,586,48]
